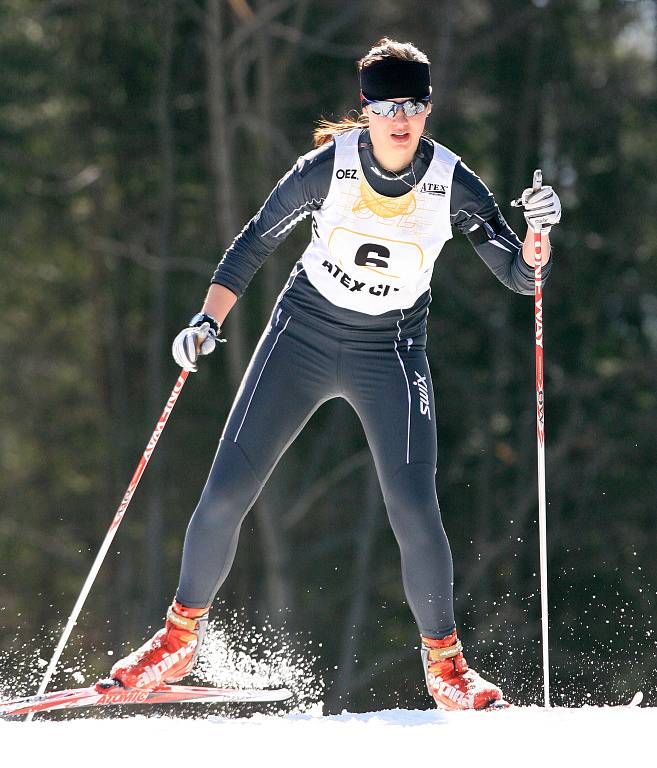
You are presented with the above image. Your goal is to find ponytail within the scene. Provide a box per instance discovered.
[313,114,369,148]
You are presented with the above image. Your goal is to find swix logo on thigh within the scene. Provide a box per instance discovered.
[136,644,194,688]
[412,371,431,420]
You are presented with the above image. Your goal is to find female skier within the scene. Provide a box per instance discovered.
[107,38,561,710]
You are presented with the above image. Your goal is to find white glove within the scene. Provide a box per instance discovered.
[172,316,220,372]
[519,185,561,233]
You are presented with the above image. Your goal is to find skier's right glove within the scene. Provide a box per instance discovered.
[172,312,223,372]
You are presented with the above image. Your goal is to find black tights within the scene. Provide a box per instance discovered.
[176,304,455,638]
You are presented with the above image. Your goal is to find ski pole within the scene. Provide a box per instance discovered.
[512,169,550,708]
[532,169,551,709]
[27,368,191,720]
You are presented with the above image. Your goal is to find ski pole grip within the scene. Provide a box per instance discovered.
[510,168,543,208]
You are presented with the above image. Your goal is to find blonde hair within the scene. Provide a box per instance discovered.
[312,38,431,148]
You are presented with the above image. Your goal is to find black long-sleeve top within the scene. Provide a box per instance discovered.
[211,130,550,335]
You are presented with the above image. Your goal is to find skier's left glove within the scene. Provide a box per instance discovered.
[172,312,224,373]
[519,185,561,233]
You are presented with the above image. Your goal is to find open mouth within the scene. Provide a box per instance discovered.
[390,131,410,142]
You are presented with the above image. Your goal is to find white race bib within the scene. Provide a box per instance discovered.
[301,130,458,315]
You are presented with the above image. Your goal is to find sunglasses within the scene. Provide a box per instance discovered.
[361,96,430,119]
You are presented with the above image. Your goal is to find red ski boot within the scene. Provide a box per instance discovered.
[105,600,209,690]
[421,630,505,710]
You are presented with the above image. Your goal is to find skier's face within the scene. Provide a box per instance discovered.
[364,96,431,171]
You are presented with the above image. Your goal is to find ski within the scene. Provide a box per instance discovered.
[484,699,511,710]
[622,690,643,708]
[0,682,293,718]
[585,690,643,709]
[483,690,643,711]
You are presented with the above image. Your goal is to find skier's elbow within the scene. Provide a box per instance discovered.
[505,252,553,295]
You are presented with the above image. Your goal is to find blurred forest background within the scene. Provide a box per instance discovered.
[1,0,656,713]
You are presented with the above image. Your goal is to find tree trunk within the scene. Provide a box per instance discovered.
[205,0,251,609]
[205,0,248,381]
[143,0,176,626]
[250,0,293,624]
[430,0,457,127]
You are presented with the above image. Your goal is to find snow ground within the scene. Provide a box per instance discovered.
[2,704,654,768]
[3,622,652,767]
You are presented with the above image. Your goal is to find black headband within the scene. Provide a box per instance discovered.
[359,58,431,101]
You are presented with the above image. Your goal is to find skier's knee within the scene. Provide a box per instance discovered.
[382,462,444,542]
[192,440,262,531]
